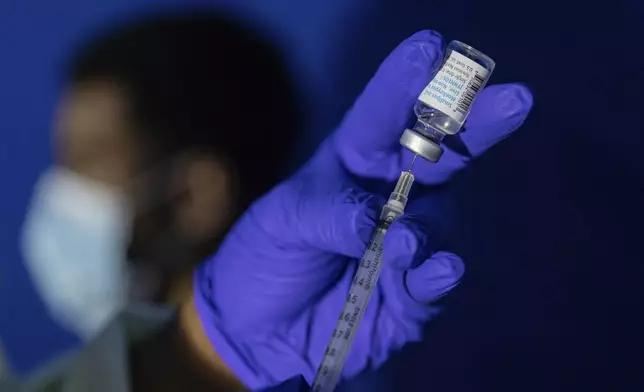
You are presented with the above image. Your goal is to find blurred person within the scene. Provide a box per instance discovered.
[19,10,299,341]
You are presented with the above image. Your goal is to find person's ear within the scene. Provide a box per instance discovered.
[174,153,235,243]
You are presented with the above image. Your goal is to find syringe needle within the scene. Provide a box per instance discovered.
[409,154,418,172]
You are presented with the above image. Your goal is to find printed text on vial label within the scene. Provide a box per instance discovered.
[418,51,489,123]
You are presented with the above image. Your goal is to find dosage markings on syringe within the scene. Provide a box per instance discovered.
[331,304,360,340]
[352,239,383,291]
[311,230,387,392]
[326,238,384,347]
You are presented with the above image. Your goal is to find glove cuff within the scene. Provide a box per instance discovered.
[193,268,314,390]
[192,270,270,389]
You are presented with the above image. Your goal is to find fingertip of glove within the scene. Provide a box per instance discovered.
[385,224,419,268]
[461,83,534,156]
[398,30,444,71]
[433,251,465,281]
[405,251,465,303]
[406,30,444,49]
[504,83,534,118]
[484,83,534,120]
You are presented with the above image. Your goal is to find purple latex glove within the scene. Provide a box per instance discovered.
[195,30,533,389]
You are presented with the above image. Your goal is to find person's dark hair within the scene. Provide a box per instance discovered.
[65,10,299,211]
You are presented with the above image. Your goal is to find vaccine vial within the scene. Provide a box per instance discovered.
[400,40,495,162]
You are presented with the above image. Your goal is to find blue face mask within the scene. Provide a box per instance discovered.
[21,167,132,340]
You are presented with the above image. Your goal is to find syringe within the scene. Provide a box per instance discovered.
[310,38,494,392]
[310,164,416,392]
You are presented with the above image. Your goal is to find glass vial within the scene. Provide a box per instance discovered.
[400,40,495,162]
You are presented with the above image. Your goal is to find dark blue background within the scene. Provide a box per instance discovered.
[1,1,639,390]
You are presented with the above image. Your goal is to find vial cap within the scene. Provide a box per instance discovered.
[399,129,443,162]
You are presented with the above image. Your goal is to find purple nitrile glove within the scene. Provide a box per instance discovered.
[195,30,533,389]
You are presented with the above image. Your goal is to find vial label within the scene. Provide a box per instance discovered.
[418,50,490,123]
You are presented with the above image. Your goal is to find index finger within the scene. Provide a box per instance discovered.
[334,31,444,179]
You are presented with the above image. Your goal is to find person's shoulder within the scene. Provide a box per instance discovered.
[5,304,175,392]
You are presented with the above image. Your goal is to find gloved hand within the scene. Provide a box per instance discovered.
[195,30,533,389]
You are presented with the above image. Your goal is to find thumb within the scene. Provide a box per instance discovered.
[404,251,464,303]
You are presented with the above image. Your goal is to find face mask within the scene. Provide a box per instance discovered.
[21,167,132,340]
